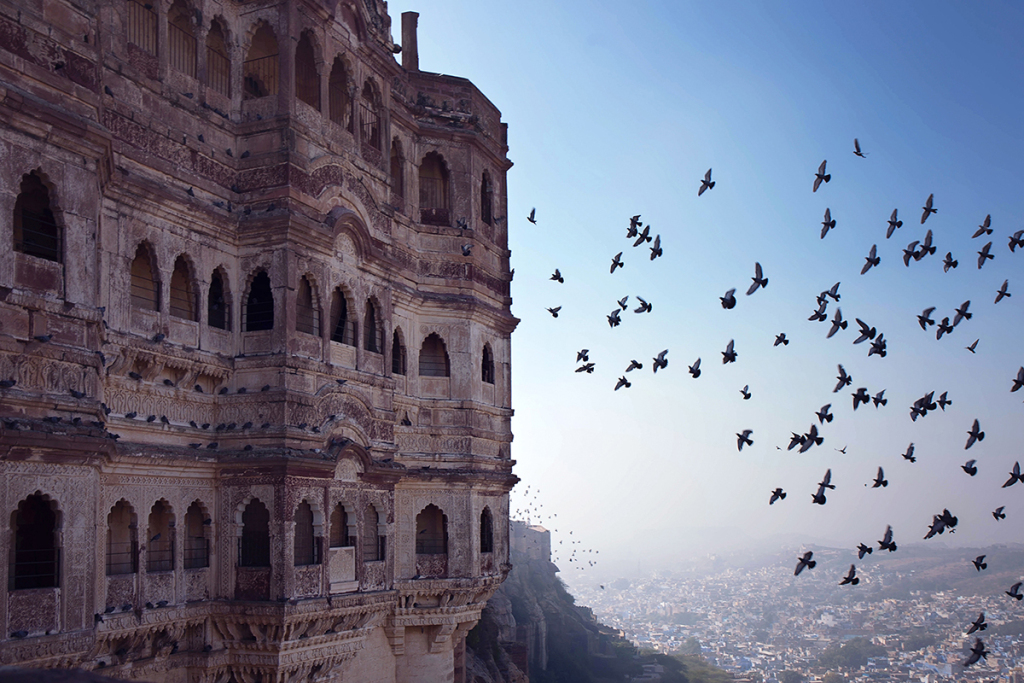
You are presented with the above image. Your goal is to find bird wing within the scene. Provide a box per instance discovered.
[818,160,827,175]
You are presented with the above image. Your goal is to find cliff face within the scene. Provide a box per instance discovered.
[464,523,636,683]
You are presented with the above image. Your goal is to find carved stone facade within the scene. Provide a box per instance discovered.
[0,1,515,680]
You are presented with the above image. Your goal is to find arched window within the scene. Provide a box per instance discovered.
[480,172,493,225]
[295,32,320,109]
[329,503,354,548]
[293,501,318,566]
[245,270,274,331]
[295,275,320,336]
[239,499,270,567]
[390,138,404,197]
[482,344,495,384]
[418,153,450,226]
[330,288,357,346]
[363,504,384,562]
[328,57,351,131]
[359,80,381,150]
[170,256,196,321]
[243,23,279,99]
[364,299,382,353]
[13,171,61,263]
[208,268,230,330]
[127,0,157,55]
[183,501,209,569]
[391,329,406,375]
[130,243,160,311]
[107,501,137,575]
[419,333,450,377]
[10,494,59,590]
[480,508,494,554]
[147,500,175,573]
[206,20,231,96]
[168,0,197,78]
[415,505,447,555]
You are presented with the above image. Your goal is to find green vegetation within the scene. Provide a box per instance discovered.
[818,637,886,670]
[779,671,806,683]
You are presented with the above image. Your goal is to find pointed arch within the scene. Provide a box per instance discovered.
[170,255,197,321]
[482,342,495,384]
[184,500,210,569]
[480,507,494,554]
[107,500,138,575]
[391,327,407,375]
[130,242,160,311]
[329,502,356,548]
[10,493,60,589]
[295,30,320,109]
[419,152,450,226]
[363,503,384,562]
[239,498,270,567]
[415,504,447,555]
[293,500,319,566]
[330,286,358,346]
[243,22,279,98]
[13,170,62,263]
[208,267,231,330]
[363,297,382,353]
[328,56,352,131]
[206,18,231,96]
[419,333,450,377]
[168,0,197,78]
[147,499,175,572]
[295,274,321,336]
[359,79,381,150]
[244,269,274,331]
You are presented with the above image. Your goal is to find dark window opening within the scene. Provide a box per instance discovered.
[13,171,61,263]
[481,172,493,225]
[130,244,159,311]
[10,494,59,590]
[245,271,273,331]
[239,499,270,567]
[168,0,197,78]
[208,269,230,330]
[328,57,351,131]
[330,288,358,346]
[147,501,175,573]
[482,344,495,384]
[363,505,383,562]
[295,33,320,109]
[184,502,209,569]
[127,0,157,54]
[293,501,319,566]
[107,501,138,576]
[419,153,450,226]
[415,505,447,555]
[243,24,279,99]
[329,504,354,548]
[480,508,494,554]
[419,333,450,378]
[391,330,406,375]
[390,139,404,198]
[360,80,381,150]
[364,300,382,353]
[296,276,319,336]
[206,21,231,96]
[170,256,196,321]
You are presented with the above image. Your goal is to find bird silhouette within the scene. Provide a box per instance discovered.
[834,365,852,392]
[614,376,631,391]
[550,269,564,283]
[808,300,828,322]
[816,404,833,424]
[936,317,953,340]
[861,245,880,274]
[995,279,1010,303]
[993,506,1006,521]
[774,332,789,346]
[886,209,903,239]
[698,168,715,196]
[921,193,936,223]
[878,525,897,552]
[720,288,737,310]
[901,443,916,463]
[853,138,867,158]
[943,252,958,272]
[965,419,985,449]
[812,160,830,192]
[839,565,859,586]
[967,612,988,635]
[974,214,993,238]
[649,235,662,260]
[972,555,987,571]
[1006,582,1023,600]
[1002,461,1022,488]
[688,358,701,378]
[953,300,972,326]
[978,241,994,268]
[1010,229,1024,252]
[740,384,751,400]
[794,551,816,575]
[617,296,629,310]
[857,543,873,560]
[827,308,848,338]
[820,208,836,239]
[769,488,786,505]
[871,467,888,488]
[736,430,754,451]
[576,349,590,362]
[872,390,887,408]
[963,638,989,667]
[852,387,870,410]
[721,339,737,364]
[625,360,643,372]
[527,208,536,224]
[634,297,652,313]
[652,350,669,373]
[607,309,621,328]
[610,252,624,273]
[937,391,952,410]
[917,307,936,330]
[965,339,978,353]
[800,424,823,453]
[903,241,920,267]
[546,306,561,318]
[962,460,977,476]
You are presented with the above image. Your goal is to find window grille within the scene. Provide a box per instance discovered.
[184,502,209,569]
[415,505,447,555]
[419,334,450,377]
[10,495,60,590]
[126,0,157,54]
[391,330,406,375]
[13,172,61,263]
[239,500,270,567]
[331,290,358,345]
[293,502,318,566]
[295,36,320,109]
[130,245,159,311]
[245,271,274,331]
[107,501,137,575]
[328,59,351,130]
[419,154,450,226]
[168,2,196,79]
[170,257,195,320]
[243,25,279,99]
[363,505,383,562]
[208,270,229,330]
[206,24,230,96]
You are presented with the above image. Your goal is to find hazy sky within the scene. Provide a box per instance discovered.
[387,1,1024,578]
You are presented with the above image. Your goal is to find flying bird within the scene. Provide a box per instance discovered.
[547,306,561,318]
[550,269,564,283]
[917,307,936,330]
[974,214,992,238]
[871,467,888,488]
[576,349,589,362]
[652,350,669,373]
[794,551,816,575]
[995,279,1010,303]
[936,317,953,340]
[857,543,873,560]
[1002,461,1022,488]
[721,339,737,364]
[937,391,952,410]
[816,404,833,424]
[901,443,916,463]
[902,241,920,267]
[967,613,988,635]
[977,241,994,268]
[953,300,972,327]
[839,565,859,586]
[633,225,652,246]
[720,288,737,310]
[827,308,847,338]
[812,160,830,192]
[739,384,751,400]
[736,430,754,451]
[993,506,1006,521]
[820,208,836,239]
[872,390,887,408]
[625,360,643,372]
[861,245,880,274]
[610,252,624,274]
[575,362,595,374]
[818,468,835,490]
[800,425,823,453]
[834,365,852,393]
[688,358,701,378]
[1009,229,1024,252]
[698,168,715,196]
[1012,366,1024,392]
[1006,582,1023,600]
[788,433,806,451]
[962,460,977,476]
[769,488,786,505]
[852,387,870,410]
[942,251,958,272]
[628,214,642,237]
[527,208,536,224]
[808,300,828,322]
[774,333,789,347]
[634,297,652,313]
[965,419,984,449]
[853,138,867,158]
[920,193,936,223]
[972,555,987,571]
[649,235,662,260]
[607,309,621,327]
[886,209,903,239]
[878,525,897,552]
[614,376,631,391]
[962,638,989,667]
[617,296,629,310]
[853,319,876,344]
[747,262,768,295]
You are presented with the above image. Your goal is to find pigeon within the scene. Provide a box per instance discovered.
[936,317,953,340]
[34,334,53,343]
[937,391,952,410]
[857,543,873,560]
[965,419,984,449]
[546,307,561,318]
[527,208,536,224]
[886,209,903,239]
[824,281,841,301]
[826,308,847,338]
[218,387,229,395]
[852,319,876,345]
[963,638,989,667]
[808,300,828,322]
[740,385,751,400]
[853,138,867,158]
[261,385,270,392]
[1002,461,1022,488]
[974,214,993,238]
[747,262,768,295]
[720,288,737,310]
[625,360,643,372]
[721,339,737,364]
[614,376,631,391]
[967,613,988,635]
[576,349,590,362]
[818,468,835,490]
[816,404,833,424]
[736,430,754,451]
[993,506,1006,521]
[628,214,642,237]
[550,269,564,283]
[649,235,662,260]
[916,229,936,260]
[631,226,652,248]
[0,379,16,389]
[607,309,621,327]
[634,297,652,313]
[995,279,1010,303]
[794,551,816,575]
[902,241,920,267]
[788,433,806,451]
[575,363,595,374]
[972,555,987,571]
[698,168,715,196]
[921,193,936,223]
[939,252,957,272]
[962,460,977,476]
[861,245,880,274]
[820,208,836,239]
[978,241,994,269]
[902,443,916,463]
[852,387,870,410]
[617,296,629,310]
[1013,367,1024,392]
[610,252,624,273]
[688,358,701,378]
[953,300,972,326]
[125,412,137,420]
[965,339,978,354]
[769,488,786,505]
[153,332,166,342]
[128,371,143,381]
[812,160,830,192]
[1010,229,1024,252]
[461,244,472,257]
[652,350,669,373]
[871,467,888,488]
[774,333,789,347]
[834,365,852,393]
[878,525,897,552]
[872,390,887,408]
[70,389,86,399]
[839,565,859,586]
[917,307,936,330]
[1006,582,1023,600]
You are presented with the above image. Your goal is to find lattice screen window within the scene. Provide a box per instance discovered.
[168,0,196,78]
[130,244,160,311]
[170,256,196,320]
[419,333,450,377]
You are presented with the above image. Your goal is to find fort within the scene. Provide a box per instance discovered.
[0,0,515,680]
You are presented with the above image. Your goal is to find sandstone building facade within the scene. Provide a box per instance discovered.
[0,0,516,680]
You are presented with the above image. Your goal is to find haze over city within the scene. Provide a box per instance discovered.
[388,0,1024,575]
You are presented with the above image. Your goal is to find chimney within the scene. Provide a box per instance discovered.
[401,12,419,72]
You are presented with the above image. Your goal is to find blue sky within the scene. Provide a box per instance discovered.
[387,1,1024,578]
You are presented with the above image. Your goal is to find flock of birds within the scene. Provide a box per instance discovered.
[517,137,1023,669]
